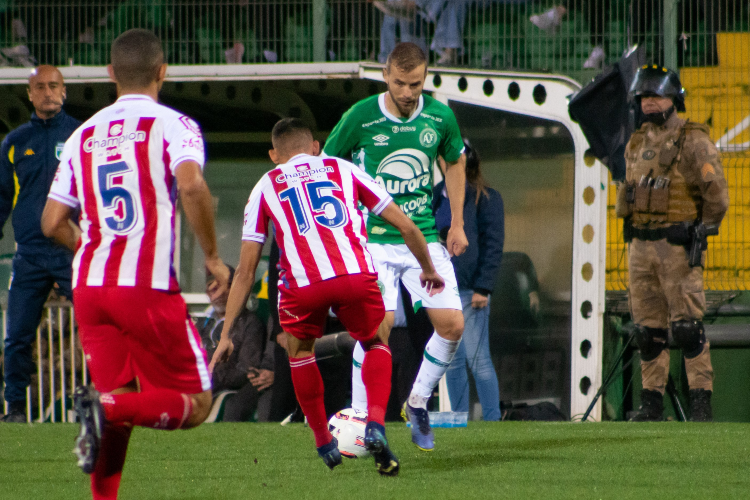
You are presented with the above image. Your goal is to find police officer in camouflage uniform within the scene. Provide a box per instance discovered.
[616,65,729,422]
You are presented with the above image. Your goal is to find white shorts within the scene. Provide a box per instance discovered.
[367,242,461,312]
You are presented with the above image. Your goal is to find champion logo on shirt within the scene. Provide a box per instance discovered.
[83,131,146,153]
[109,123,123,136]
[274,164,334,183]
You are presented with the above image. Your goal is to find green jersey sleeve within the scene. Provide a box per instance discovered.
[438,109,464,163]
[323,106,360,160]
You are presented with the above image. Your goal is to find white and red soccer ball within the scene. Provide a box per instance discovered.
[328,408,369,458]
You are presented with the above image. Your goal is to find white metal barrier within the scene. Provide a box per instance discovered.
[1,294,210,423]
[2,301,85,423]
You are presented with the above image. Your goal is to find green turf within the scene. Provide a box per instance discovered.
[1,422,749,499]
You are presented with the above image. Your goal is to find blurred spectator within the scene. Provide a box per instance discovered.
[373,0,429,63]
[529,2,607,69]
[529,4,567,31]
[375,0,467,66]
[200,265,275,422]
[434,140,504,421]
[422,0,468,66]
[0,17,35,68]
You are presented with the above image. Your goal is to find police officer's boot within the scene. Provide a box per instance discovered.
[629,389,664,422]
[688,389,713,422]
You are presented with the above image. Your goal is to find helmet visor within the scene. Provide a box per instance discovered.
[630,66,683,99]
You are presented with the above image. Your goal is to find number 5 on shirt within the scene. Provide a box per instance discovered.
[98,160,138,233]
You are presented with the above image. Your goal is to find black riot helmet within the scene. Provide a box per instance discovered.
[630,64,686,112]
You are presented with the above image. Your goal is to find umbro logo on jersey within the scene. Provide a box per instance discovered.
[373,134,389,145]
[24,149,34,156]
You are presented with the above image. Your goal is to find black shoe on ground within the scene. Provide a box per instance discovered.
[364,422,400,477]
[1,401,26,423]
[73,386,105,474]
[629,389,664,422]
[317,437,343,470]
[689,389,713,422]
[0,410,26,423]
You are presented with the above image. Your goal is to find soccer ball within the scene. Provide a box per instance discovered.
[328,408,369,458]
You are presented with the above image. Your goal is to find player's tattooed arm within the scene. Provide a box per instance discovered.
[209,240,263,372]
[443,153,468,257]
[175,159,230,299]
[379,202,445,296]
[41,199,80,251]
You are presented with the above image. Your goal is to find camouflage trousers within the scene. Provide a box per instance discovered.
[628,238,713,393]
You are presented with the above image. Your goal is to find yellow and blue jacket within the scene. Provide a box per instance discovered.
[0,110,81,255]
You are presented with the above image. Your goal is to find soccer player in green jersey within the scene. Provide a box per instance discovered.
[323,42,467,451]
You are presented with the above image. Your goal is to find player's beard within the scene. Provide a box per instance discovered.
[389,93,417,117]
[396,99,416,116]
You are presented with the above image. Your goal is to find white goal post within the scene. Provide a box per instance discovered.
[358,64,607,421]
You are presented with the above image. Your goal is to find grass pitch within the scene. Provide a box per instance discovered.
[1,422,748,499]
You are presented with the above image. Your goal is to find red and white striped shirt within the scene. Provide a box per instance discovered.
[243,154,392,288]
[48,94,205,291]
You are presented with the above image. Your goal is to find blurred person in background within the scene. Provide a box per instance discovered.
[200,265,275,422]
[435,139,504,421]
[373,0,430,64]
[373,0,468,66]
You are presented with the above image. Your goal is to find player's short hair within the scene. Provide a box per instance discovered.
[386,42,427,73]
[271,118,313,154]
[111,29,164,89]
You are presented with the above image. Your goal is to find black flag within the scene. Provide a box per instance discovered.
[568,46,646,181]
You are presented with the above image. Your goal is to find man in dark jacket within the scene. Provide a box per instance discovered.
[200,266,275,422]
[434,140,504,421]
[0,66,81,422]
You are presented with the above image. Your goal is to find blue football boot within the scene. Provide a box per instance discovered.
[364,422,399,476]
[317,437,343,470]
[406,403,435,451]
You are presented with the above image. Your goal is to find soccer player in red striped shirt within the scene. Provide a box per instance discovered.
[41,29,230,499]
[210,118,444,475]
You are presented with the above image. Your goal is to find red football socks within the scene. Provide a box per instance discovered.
[91,423,132,500]
[290,356,332,448]
[100,390,192,430]
[361,342,392,426]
